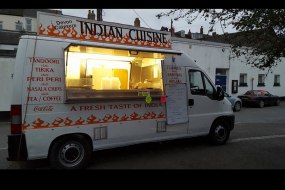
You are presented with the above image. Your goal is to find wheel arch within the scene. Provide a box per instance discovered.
[48,133,93,160]
[210,115,234,133]
[208,115,234,145]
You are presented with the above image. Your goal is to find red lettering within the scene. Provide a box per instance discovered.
[29,58,60,64]
[42,96,61,101]
[46,77,62,82]
[35,67,54,72]
[33,106,54,112]
[27,77,43,81]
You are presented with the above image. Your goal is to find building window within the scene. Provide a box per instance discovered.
[239,73,247,86]
[274,75,280,86]
[26,18,32,31]
[258,74,265,86]
[0,21,3,30]
[65,45,166,101]
[15,21,23,31]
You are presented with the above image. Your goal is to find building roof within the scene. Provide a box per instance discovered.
[0,9,62,18]
[0,9,62,45]
[200,28,277,48]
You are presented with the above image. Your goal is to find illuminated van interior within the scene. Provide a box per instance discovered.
[65,45,169,100]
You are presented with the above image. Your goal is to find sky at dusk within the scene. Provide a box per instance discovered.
[61,9,236,35]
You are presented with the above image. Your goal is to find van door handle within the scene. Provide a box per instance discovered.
[188,99,194,106]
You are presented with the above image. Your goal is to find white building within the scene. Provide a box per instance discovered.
[172,34,284,98]
[0,9,61,112]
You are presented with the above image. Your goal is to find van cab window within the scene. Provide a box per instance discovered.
[189,70,215,99]
[189,70,204,95]
[64,45,170,101]
[204,75,215,99]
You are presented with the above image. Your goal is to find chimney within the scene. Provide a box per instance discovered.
[97,9,103,21]
[169,27,175,37]
[160,26,168,31]
[200,26,203,34]
[170,19,175,36]
[88,10,95,20]
[188,29,192,39]
[134,18,140,27]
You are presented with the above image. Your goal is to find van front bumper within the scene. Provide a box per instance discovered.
[227,115,235,131]
[7,134,28,161]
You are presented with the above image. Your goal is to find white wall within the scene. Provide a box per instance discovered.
[173,41,230,81]
[0,15,37,31]
[229,55,285,97]
[172,37,285,97]
[0,57,15,111]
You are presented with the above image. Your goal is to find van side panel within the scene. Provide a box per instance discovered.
[20,39,167,159]
[15,38,233,161]
[12,39,28,105]
[21,39,67,159]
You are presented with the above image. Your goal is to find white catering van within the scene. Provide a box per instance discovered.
[8,12,234,169]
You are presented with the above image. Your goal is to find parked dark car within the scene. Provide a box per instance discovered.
[224,92,242,112]
[238,90,280,108]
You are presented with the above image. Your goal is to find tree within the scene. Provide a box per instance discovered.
[156,9,285,71]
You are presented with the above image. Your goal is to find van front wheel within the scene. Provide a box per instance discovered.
[49,135,92,169]
[209,119,230,145]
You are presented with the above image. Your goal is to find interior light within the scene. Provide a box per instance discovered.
[69,52,135,62]
[153,64,158,78]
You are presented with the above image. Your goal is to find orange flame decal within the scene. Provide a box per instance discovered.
[150,112,157,119]
[62,28,71,37]
[47,23,56,36]
[64,117,73,126]
[22,121,30,130]
[120,114,129,121]
[51,117,64,127]
[143,112,151,119]
[71,27,78,38]
[157,112,165,118]
[87,115,101,124]
[32,118,49,128]
[102,114,112,123]
[130,112,141,120]
[75,117,85,125]
[39,24,45,35]
[112,114,119,122]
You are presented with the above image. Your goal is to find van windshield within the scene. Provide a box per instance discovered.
[64,45,171,101]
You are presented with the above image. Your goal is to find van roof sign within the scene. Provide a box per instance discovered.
[37,12,172,49]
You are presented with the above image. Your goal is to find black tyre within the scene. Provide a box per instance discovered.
[233,102,241,112]
[49,135,92,169]
[259,100,264,108]
[209,119,230,145]
[275,99,280,106]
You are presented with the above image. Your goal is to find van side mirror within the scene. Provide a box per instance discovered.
[216,86,224,101]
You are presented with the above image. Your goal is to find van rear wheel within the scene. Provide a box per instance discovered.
[209,119,230,145]
[49,135,92,169]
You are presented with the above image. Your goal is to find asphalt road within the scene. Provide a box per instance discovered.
[1,102,285,169]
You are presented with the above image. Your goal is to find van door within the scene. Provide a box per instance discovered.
[186,67,223,134]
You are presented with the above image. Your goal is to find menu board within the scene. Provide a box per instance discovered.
[165,83,188,125]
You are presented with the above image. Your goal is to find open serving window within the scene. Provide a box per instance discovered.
[64,44,170,102]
